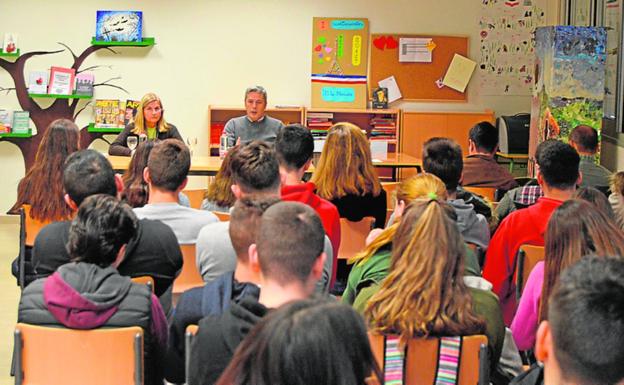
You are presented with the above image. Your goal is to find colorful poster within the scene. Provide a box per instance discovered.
[478,0,546,95]
[311,17,369,109]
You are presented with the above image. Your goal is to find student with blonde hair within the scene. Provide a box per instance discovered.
[109,92,183,156]
[311,122,386,228]
[364,199,504,373]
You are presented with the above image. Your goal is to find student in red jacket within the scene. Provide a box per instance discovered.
[276,124,341,286]
[483,139,580,324]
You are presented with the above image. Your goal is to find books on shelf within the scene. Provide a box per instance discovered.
[28,71,49,94]
[124,99,140,126]
[0,109,11,133]
[94,99,125,128]
[75,73,95,96]
[2,33,18,54]
[48,66,75,95]
[12,111,30,133]
[369,116,397,140]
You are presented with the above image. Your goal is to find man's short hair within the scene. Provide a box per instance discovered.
[229,197,280,262]
[244,85,267,103]
[422,137,463,191]
[230,141,280,194]
[469,121,499,153]
[536,139,579,189]
[68,194,137,267]
[63,150,117,206]
[147,139,190,191]
[275,124,314,171]
[569,125,599,154]
[256,201,324,285]
[549,256,624,385]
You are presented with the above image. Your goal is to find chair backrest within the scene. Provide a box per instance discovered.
[14,323,143,385]
[131,276,155,292]
[368,333,488,385]
[462,186,497,202]
[212,211,231,221]
[21,205,51,247]
[338,217,375,260]
[381,182,400,209]
[515,244,546,300]
[173,244,204,294]
[183,189,207,209]
[185,324,199,383]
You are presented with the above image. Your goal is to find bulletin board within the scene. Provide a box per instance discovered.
[311,17,369,109]
[369,34,469,102]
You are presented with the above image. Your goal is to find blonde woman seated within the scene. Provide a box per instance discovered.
[342,174,481,306]
[311,122,386,228]
[363,198,505,373]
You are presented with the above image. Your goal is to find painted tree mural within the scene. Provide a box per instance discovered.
[0,43,127,170]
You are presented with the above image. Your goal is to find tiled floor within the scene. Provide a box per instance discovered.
[0,220,20,384]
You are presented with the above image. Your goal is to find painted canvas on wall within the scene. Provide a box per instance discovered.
[529,26,606,170]
[95,10,143,42]
[478,0,546,96]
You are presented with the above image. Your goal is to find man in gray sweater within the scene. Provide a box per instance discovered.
[223,85,284,146]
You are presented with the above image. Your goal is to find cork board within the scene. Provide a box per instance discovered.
[369,34,469,101]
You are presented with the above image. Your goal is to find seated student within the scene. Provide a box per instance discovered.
[363,199,504,375]
[32,150,182,316]
[196,141,333,292]
[165,197,278,384]
[311,122,387,228]
[19,195,168,385]
[609,171,624,230]
[200,145,238,213]
[569,124,612,191]
[422,137,490,249]
[216,299,381,385]
[276,124,341,282]
[463,121,517,191]
[484,140,580,325]
[532,257,624,385]
[574,185,615,219]
[133,139,217,244]
[188,201,326,385]
[510,199,624,351]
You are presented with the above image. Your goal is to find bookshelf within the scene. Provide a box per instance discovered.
[91,37,155,46]
[87,123,124,133]
[0,49,20,58]
[207,106,305,156]
[0,129,32,138]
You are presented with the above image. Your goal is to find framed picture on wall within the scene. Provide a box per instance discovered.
[95,10,143,42]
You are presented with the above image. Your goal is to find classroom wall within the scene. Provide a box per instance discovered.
[0,0,561,213]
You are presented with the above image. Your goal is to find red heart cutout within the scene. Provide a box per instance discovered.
[373,36,387,50]
[314,45,322,52]
[386,36,398,49]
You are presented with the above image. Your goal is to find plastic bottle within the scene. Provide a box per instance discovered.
[219,132,228,159]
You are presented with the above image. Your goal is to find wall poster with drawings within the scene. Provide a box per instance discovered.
[478,0,547,96]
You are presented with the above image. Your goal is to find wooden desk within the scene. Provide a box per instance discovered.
[496,152,529,173]
[109,153,422,179]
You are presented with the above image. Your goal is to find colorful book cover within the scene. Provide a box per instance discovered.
[11,111,30,134]
[75,73,95,96]
[94,99,124,128]
[3,33,18,54]
[95,11,143,42]
[28,71,48,94]
[48,66,76,95]
[372,87,388,109]
[124,99,140,126]
[0,109,11,133]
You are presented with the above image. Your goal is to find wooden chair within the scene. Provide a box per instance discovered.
[185,324,199,383]
[515,244,546,300]
[212,211,231,221]
[173,244,204,295]
[462,186,497,202]
[131,276,154,292]
[338,217,375,260]
[368,333,488,385]
[13,323,143,385]
[182,189,207,209]
[381,182,400,209]
[18,205,53,288]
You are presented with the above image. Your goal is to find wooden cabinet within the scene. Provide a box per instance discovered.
[207,105,304,155]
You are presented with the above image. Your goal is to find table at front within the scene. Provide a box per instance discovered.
[108,153,422,180]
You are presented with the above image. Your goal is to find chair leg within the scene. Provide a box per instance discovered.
[134,333,142,385]
[14,329,23,385]
[478,343,489,385]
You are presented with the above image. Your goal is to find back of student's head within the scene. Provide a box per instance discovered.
[422,137,463,191]
[147,139,190,191]
[548,256,624,385]
[217,298,380,385]
[229,197,280,262]
[256,201,324,285]
[535,139,579,189]
[275,124,314,171]
[610,171,624,197]
[569,125,599,154]
[469,121,498,153]
[230,141,280,195]
[122,140,156,207]
[574,186,615,220]
[63,149,117,206]
[67,194,137,267]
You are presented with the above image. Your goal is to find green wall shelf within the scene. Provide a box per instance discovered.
[28,93,92,99]
[91,37,155,46]
[87,123,124,133]
[0,129,32,138]
[0,49,20,58]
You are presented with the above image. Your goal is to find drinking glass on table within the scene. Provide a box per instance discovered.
[127,136,138,153]
[186,137,197,156]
